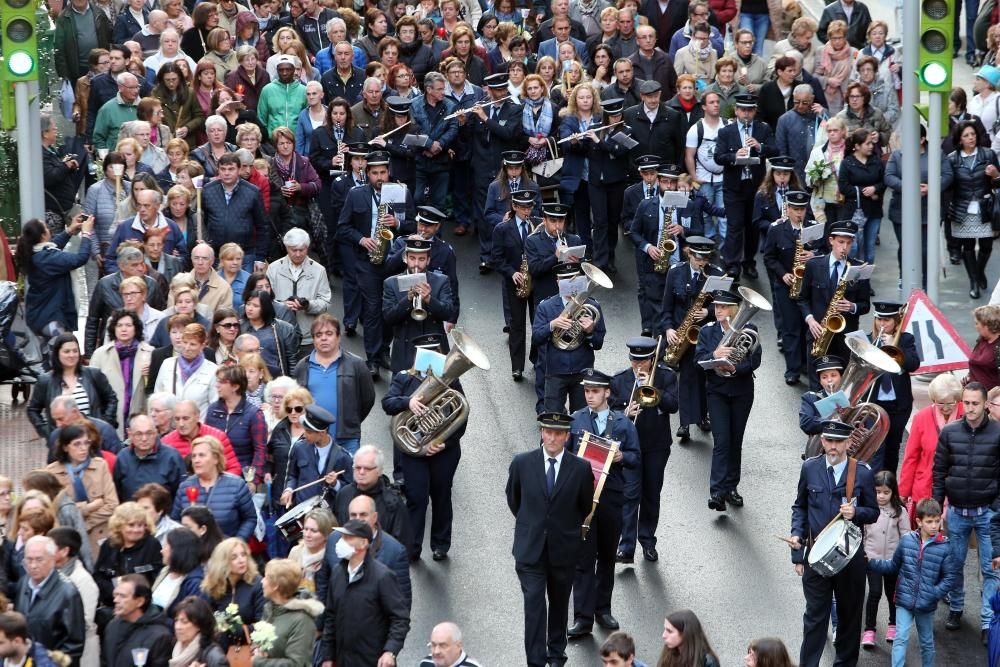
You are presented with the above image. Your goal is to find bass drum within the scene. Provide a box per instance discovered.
[807,518,862,577]
[274,495,329,542]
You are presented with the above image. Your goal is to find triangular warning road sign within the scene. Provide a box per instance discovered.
[900,289,973,374]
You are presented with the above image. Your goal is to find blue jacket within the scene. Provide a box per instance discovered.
[870,531,958,613]
[200,179,270,263]
[313,43,367,75]
[524,229,584,305]
[410,95,458,170]
[283,437,354,505]
[205,397,267,477]
[557,115,600,192]
[295,106,322,156]
[105,216,188,274]
[484,181,542,236]
[537,37,590,66]
[25,232,92,334]
[113,441,186,501]
[163,566,206,621]
[112,6,149,45]
[693,320,762,397]
[172,473,257,540]
[531,294,606,376]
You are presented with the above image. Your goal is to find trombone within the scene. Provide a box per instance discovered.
[443,95,512,120]
[626,335,663,423]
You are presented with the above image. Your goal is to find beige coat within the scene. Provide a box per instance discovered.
[65,558,100,667]
[169,270,234,313]
[45,458,120,555]
[89,341,154,437]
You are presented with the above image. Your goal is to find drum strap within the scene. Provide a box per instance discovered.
[845,457,857,503]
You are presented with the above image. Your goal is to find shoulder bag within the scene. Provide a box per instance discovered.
[226,625,253,667]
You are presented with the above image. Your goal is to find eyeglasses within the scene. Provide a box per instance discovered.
[288,405,305,413]
[121,291,142,297]
[353,464,378,472]
[218,322,240,329]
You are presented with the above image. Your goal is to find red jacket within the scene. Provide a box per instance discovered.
[245,169,271,215]
[708,0,737,32]
[899,403,964,502]
[161,423,243,476]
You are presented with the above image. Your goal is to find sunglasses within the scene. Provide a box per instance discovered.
[288,405,305,413]
[218,322,240,329]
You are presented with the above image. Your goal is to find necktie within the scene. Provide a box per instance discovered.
[520,221,528,243]
[830,260,840,287]
[546,457,556,494]
[827,465,837,491]
[373,190,381,206]
[692,271,700,286]
[879,373,893,394]
[510,180,518,192]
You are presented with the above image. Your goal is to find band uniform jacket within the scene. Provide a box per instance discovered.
[382,271,458,372]
[506,446,595,566]
[568,408,641,498]
[790,454,878,564]
[335,183,417,259]
[628,195,718,268]
[868,330,920,406]
[469,98,524,177]
[284,438,354,505]
[584,122,631,185]
[621,180,659,232]
[531,294,607,376]
[713,119,777,193]
[795,255,871,333]
[694,321,762,397]
[485,180,543,233]
[799,389,827,436]
[659,262,725,335]
[763,219,822,280]
[610,365,679,451]
[329,171,367,225]
[524,229,585,305]
[492,216,540,282]
[385,236,460,320]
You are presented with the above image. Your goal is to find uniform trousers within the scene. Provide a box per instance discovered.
[636,265,667,335]
[562,184,593,255]
[869,400,910,474]
[773,283,806,377]
[767,270,785,334]
[474,173,495,259]
[799,549,867,667]
[573,492,624,624]
[396,442,461,557]
[356,260,386,361]
[588,181,625,269]
[336,242,362,328]
[544,372,586,413]
[416,164,450,214]
[722,181,758,275]
[516,558,575,667]
[450,160,474,229]
[677,352,708,427]
[618,448,668,554]
[505,279,535,373]
[806,333,850,391]
[707,390,753,497]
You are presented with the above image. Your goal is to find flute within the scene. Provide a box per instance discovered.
[372,120,412,142]
[443,95,512,120]
[556,119,625,144]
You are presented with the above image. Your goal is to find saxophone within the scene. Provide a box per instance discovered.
[810,275,849,357]
[368,202,394,265]
[664,289,710,368]
[653,205,677,274]
[788,239,807,299]
[514,219,536,300]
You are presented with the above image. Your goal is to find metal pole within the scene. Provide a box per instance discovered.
[15,81,45,223]
[900,0,921,295]
[927,91,942,304]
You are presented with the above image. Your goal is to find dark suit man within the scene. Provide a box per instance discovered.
[610,336,678,562]
[381,239,457,374]
[712,93,777,279]
[867,302,920,474]
[336,150,416,377]
[795,220,871,390]
[628,26,678,99]
[622,81,685,174]
[328,148,370,334]
[789,421,878,667]
[506,411,594,667]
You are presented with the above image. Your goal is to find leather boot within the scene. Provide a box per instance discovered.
[964,249,981,299]
[977,248,992,291]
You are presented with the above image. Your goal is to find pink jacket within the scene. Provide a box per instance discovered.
[899,404,964,502]
[863,504,910,560]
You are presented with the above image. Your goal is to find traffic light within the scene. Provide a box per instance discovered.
[919,0,954,92]
[0,0,39,83]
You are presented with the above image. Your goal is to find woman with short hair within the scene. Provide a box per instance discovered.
[205,365,267,485]
[171,436,257,539]
[152,323,219,416]
[93,501,163,607]
[225,45,270,113]
[192,114,238,178]
[203,27,238,82]
[813,20,857,115]
[967,305,1000,389]
[134,482,182,543]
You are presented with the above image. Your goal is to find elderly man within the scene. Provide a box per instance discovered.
[775,84,825,184]
[315,18,366,75]
[86,46,152,143]
[622,80,684,176]
[147,392,177,436]
[201,154,270,269]
[411,72,458,217]
[334,445,410,547]
[419,623,479,667]
[123,120,169,172]
[160,399,242,473]
[45,396,123,457]
[537,15,589,66]
[15,537,86,666]
[173,243,234,313]
[105,190,187,272]
[607,9,637,58]
[234,333,263,361]
[102,574,173,667]
[292,314,374,456]
[120,275,164,342]
[93,72,140,150]
[320,41,365,105]
[628,26,677,101]
[133,9,168,57]
[351,77,385,140]
[53,0,112,82]
[266,229,332,351]
[85,246,163,356]
[113,413,185,501]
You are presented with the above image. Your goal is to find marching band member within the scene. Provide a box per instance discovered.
[694,289,762,512]
[867,302,920,474]
[611,336,678,563]
[531,262,607,413]
[661,236,724,442]
[336,149,417,379]
[382,237,458,374]
[586,97,631,275]
[329,143,370,337]
[491,190,541,382]
[788,420,878,667]
[385,205,460,328]
[567,369,640,639]
[798,355,844,458]
[372,96,418,193]
[628,164,689,337]
[796,220,871,391]
[506,411,594,667]
[620,155,661,252]
[278,404,352,507]
[762,190,816,386]
[381,333,465,562]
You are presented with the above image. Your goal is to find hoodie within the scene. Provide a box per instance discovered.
[103,607,174,667]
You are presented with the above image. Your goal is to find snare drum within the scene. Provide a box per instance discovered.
[274,495,329,542]
[807,518,862,577]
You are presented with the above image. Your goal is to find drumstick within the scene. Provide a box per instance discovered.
[773,534,799,547]
[820,497,858,534]
[289,471,344,495]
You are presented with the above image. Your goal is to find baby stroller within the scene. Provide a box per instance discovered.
[0,282,41,402]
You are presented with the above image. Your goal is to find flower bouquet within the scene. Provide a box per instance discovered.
[214,603,243,637]
[250,620,277,654]
[806,158,833,190]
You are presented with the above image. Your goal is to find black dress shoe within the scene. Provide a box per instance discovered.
[642,546,659,562]
[344,325,357,338]
[566,622,592,638]
[725,490,744,507]
[698,418,712,432]
[367,361,380,379]
[785,374,799,386]
[777,339,784,351]
[708,496,727,511]
[379,352,392,369]
[615,551,634,564]
[676,425,690,442]
[502,325,510,333]
[432,550,448,561]
[479,262,492,275]
[945,610,962,630]
[512,370,523,382]
[640,329,652,338]
[595,613,619,630]
[744,265,758,280]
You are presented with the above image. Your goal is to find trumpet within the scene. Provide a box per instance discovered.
[872,305,907,366]
[408,269,428,321]
[443,95,512,120]
[556,120,625,144]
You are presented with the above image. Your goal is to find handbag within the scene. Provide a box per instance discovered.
[531,137,563,179]
[850,187,867,227]
[226,625,253,667]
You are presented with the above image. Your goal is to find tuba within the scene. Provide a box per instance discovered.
[714,286,772,376]
[391,330,491,455]
[804,336,901,461]
[368,202,394,265]
[551,263,614,351]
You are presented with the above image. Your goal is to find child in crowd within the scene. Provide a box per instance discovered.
[862,470,910,648]
[240,352,271,408]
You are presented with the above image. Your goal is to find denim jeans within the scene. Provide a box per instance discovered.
[699,181,727,253]
[849,216,881,265]
[891,607,935,667]
[337,437,360,457]
[739,12,770,55]
[947,506,999,628]
[953,0,981,57]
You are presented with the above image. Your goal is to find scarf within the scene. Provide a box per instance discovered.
[826,139,846,164]
[177,353,204,384]
[116,339,139,419]
[678,95,697,112]
[522,96,553,137]
[67,459,90,502]
[819,42,854,98]
[169,640,201,667]
[59,557,79,578]
[690,39,712,62]
[32,242,57,253]
[296,544,326,575]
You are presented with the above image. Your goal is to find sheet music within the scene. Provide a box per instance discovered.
[413,348,446,377]
[801,223,825,245]
[402,134,431,148]
[734,156,760,165]
[661,191,689,208]
[558,244,587,261]
[558,275,588,297]
[844,263,874,282]
[611,131,639,150]
[397,272,427,291]
[702,276,734,293]
[698,359,732,370]
[381,183,406,204]
[814,390,850,419]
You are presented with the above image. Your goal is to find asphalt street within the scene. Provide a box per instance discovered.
[328,220,988,666]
